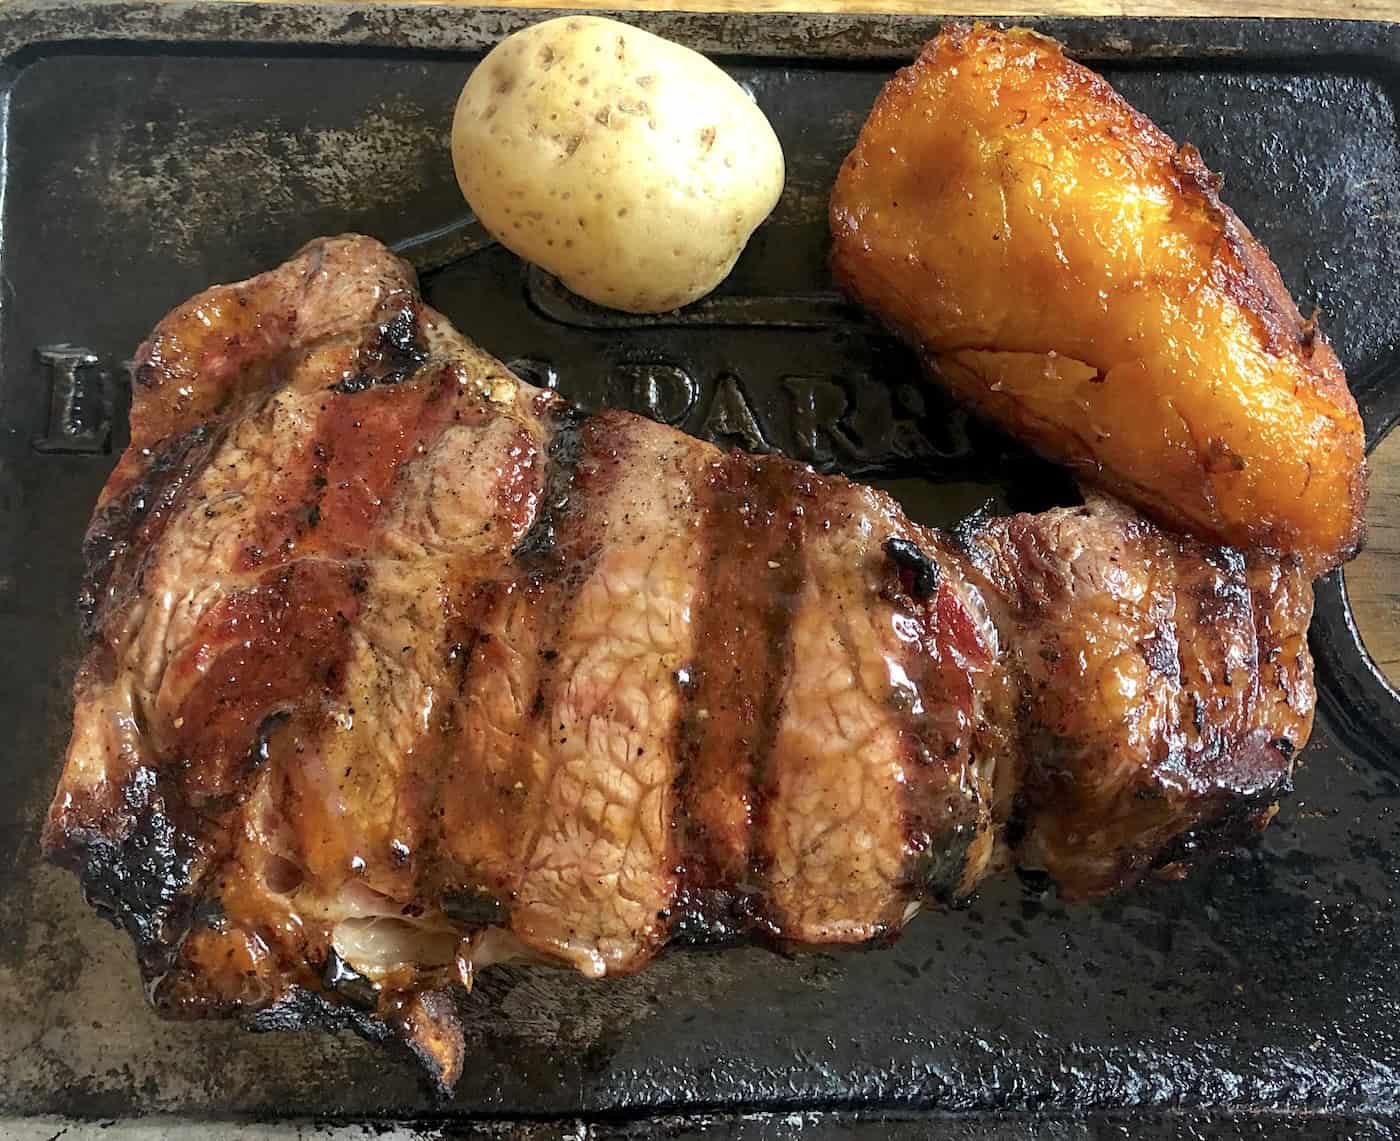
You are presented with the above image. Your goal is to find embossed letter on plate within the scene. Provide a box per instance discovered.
[32,345,112,455]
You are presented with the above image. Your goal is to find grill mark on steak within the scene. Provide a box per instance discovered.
[284,578,463,897]
[737,464,815,941]
[490,414,632,933]
[79,423,221,638]
[409,579,502,902]
[510,413,703,975]
[513,402,591,566]
[275,362,463,564]
[673,454,805,923]
[345,571,491,905]
[442,409,625,947]
[415,402,561,908]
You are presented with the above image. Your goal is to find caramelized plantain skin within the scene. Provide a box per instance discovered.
[830,24,1366,574]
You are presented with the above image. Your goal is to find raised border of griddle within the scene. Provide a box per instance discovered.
[0,1,1393,64]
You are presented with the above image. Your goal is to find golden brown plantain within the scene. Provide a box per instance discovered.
[830,24,1366,574]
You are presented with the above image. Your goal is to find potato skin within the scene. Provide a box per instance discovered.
[453,16,784,314]
[830,24,1366,574]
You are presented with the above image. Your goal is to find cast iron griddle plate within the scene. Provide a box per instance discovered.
[1,2,1399,1131]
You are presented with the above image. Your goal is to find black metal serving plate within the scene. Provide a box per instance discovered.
[2,2,1400,1135]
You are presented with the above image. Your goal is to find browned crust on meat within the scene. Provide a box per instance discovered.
[963,498,1311,897]
[112,236,420,503]
[674,455,805,910]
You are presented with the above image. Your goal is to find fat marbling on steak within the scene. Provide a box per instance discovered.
[43,235,1315,1088]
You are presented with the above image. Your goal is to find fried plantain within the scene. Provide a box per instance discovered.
[830,24,1366,574]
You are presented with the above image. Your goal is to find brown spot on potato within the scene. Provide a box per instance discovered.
[699,126,717,153]
[596,107,612,127]
[636,74,654,89]
[539,45,555,68]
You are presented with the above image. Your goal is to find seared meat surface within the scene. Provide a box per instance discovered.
[967,499,1313,896]
[45,235,1312,1088]
[829,25,1366,574]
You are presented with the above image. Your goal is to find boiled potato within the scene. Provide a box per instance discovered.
[452,16,784,314]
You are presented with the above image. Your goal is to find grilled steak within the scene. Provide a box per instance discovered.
[44,235,1314,1088]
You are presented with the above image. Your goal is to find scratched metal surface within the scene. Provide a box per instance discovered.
[1,3,1400,1133]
